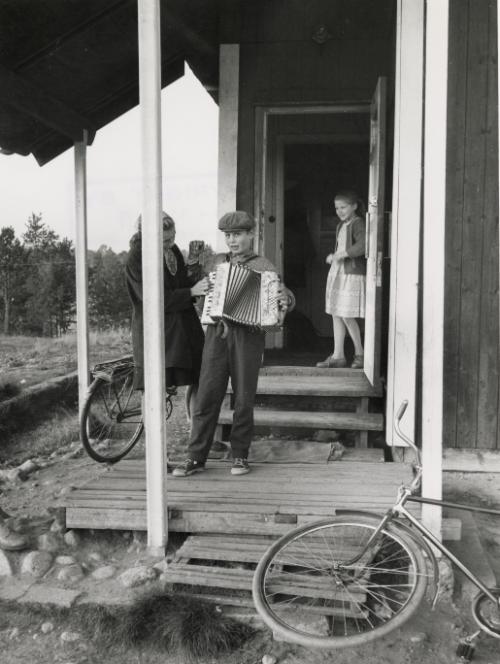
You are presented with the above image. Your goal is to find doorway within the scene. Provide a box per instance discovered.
[281,141,369,355]
[255,85,387,385]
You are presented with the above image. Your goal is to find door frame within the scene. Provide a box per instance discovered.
[253,102,375,360]
[254,103,370,255]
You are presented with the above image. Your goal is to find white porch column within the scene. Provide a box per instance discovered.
[421,0,449,537]
[386,0,424,447]
[74,132,89,416]
[216,44,239,252]
[138,0,168,553]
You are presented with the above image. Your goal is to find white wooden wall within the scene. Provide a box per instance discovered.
[386,0,425,447]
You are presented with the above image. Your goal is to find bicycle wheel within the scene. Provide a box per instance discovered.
[472,589,500,639]
[80,373,144,463]
[252,514,429,649]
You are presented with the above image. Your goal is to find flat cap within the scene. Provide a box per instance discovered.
[218,210,255,232]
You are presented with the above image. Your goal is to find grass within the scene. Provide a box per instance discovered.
[0,380,21,403]
[0,406,79,465]
[0,593,254,660]
[0,328,132,389]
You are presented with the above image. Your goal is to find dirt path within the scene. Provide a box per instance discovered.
[1,390,500,663]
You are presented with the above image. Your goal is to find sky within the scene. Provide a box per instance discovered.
[0,65,219,253]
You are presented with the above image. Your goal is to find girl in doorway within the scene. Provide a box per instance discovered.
[317,190,366,369]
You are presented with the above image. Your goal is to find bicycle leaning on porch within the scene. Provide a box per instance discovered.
[79,355,176,463]
[252,401,500,656]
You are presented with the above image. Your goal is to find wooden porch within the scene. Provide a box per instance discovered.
[65,454,416,534]
[65,454,420,606]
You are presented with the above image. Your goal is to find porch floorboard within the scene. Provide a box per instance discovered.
[65,459,419,534]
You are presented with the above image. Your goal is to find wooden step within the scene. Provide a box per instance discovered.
[219,408,384,431]
[229,374,382,398]
[164,533,368,618]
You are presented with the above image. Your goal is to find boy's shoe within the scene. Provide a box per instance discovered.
[231,458,250,475]
[172,458,205,477]
[351,354,364,369]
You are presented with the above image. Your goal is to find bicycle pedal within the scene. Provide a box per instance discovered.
[456,633,479,662]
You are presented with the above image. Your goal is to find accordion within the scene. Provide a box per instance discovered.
[201,262,282,329]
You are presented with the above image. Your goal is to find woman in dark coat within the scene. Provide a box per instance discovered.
[125,213,207,392]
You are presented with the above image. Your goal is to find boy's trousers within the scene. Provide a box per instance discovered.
[187,323,265,462]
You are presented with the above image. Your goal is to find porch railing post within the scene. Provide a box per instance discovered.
[137,0,168,554]
[421,0,449,538]
[74,131,89,416]
[216,43,239,253]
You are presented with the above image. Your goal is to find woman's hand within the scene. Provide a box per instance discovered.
[190,277,209,297]
[330,250,348,262]
[326,253,334,265]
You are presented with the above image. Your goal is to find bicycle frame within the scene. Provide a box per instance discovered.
[342,401,500,610]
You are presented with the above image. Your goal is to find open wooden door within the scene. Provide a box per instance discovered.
[364,77,387,386]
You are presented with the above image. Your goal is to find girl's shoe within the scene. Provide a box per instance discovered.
[351,354,364,369]
[316,356,347,368]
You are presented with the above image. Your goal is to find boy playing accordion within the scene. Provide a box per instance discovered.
[173,211,294,477]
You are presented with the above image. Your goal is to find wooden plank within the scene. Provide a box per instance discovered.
[240,374,381,397]
[163,563,366,602]
[219,408,384,430]
[477,0,499,450]
[443,448,500,472]
[455,0,489,448]
[443,0,468,449]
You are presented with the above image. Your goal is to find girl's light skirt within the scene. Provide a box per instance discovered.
[325,262,365,318]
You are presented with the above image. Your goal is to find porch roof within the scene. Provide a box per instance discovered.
[0,0,396,165]
[0,0,219,165]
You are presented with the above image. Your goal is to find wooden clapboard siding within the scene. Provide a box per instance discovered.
[444,0,499,450]
[234,0,396,214]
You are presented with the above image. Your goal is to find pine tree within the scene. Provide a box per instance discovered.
[0,227,27,334]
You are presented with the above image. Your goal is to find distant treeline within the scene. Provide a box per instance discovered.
[0,213,131,336]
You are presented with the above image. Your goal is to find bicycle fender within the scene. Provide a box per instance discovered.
[335,509,440,603]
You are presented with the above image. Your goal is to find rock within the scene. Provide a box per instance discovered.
[50,519,66,534]
[57,564,85,584]
[88,551,103,562]
[0,468,21,483]
[409,632,427,644]
[41,622,54,634]
[9,516,28,533]
[21,551,53,578]
[0,550,13,576]
[9,627,20,640]
[0,550,14,576]
[91,565,116,580]
[17,459,39,480]
[64,531,80,548]
[37,532,61,553]
[119,565,158,588]
[60,631,82,643]
[153,559,169,574]
[56,555,77,566]
[57,486,75,497]
[262,655,278,664]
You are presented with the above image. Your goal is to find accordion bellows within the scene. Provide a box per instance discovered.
[201,262,281,329]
